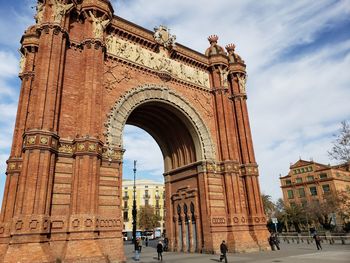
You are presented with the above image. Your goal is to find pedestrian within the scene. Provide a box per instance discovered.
[145,236,149,247]
[157,241,163,261]
[219,240,228,263]
[313,233,322,250]
[164,237,169,252]
[138,237,143,252]
[272,233,280,250]
[135,239,140,261]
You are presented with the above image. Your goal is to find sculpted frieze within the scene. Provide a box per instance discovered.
[105,35,210,89]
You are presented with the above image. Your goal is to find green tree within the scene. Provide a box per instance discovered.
[306,193,340,230]
[137,205,161,230]
[328,120,350,162]
[261,194,275,217]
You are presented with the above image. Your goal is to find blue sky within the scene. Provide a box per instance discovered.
[0,0,350,205]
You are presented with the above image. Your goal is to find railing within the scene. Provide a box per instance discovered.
[280,234,350,245]
[143,194,150,199]
[123,196,129,200]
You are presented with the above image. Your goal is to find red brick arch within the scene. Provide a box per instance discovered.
[0,1,269,262]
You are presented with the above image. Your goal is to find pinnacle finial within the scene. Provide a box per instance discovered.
[225,43,236,53]
[208,35,219,44]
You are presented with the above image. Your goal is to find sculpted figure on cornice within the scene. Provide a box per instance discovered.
[89,11,109,39]
[105,36,210,88]
[219,67,229,88]
[51,0,73,24]
[237,74,247,94]
[35,1,45,24]
[19,52,26,74]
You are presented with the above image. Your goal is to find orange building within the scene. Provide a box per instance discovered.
[280,159,350,213]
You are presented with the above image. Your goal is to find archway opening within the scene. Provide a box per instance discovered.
[120,101,201,253]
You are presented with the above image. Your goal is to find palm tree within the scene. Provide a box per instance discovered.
[261,194,275,217]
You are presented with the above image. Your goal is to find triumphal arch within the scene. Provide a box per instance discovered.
[0,0,269,262]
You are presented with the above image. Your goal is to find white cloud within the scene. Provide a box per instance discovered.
[123,125,164,180]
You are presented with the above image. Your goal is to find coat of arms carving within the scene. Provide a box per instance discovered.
[153,25,176,49]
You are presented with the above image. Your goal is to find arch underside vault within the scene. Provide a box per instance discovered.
[105,84,216,170]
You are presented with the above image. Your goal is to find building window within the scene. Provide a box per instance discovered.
[156,200,160,208]
[124,200,128,208]
[145,185,148,188]
[124,191,128,197]
[123,211,128,221]
[298,188,305,198]
[285,180,292,186]
[155,209,160,216]
[322,184,330,193]
[310,186,317,196]
[320,173,327,179]
[296,178,302,183]
[124,187,128,190]
[287,190,294,199]
[145,199,149,206]
[307,176,314,182]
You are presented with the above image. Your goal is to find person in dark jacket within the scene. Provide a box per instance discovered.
[313,233,322,250]
[220,240,228,263]
[269,233,280,250]
[157,241,164,261]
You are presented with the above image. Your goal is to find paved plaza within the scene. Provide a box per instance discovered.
[124,240,350,262]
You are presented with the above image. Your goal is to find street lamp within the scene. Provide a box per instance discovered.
[132,160,137,249]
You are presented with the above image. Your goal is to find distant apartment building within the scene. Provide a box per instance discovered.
[122,179,165,232]
[280,159,350,218]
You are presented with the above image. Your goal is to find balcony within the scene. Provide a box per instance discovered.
[143,194,150,199]
[155,195,161,199]
[123,196,129,200]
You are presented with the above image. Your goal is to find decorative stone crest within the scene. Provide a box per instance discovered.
[153,25,176,49]
[51,0,73,24]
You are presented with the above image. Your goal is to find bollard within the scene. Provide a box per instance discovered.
[307,238,310,244]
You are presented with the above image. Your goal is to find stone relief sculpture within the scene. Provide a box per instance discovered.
[89,11,109,39]
[105,36,210,88]
[237,74,247,93]
[19,52,26,74]
[34,1,45,24]
[219,67,229,88]
[51,0,73,24]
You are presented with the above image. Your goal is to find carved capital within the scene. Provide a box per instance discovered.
[6,158,23,175]
[23,130,59,153]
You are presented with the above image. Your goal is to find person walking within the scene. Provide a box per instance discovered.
[157,241,164,261]
[135,238,140,261]
[138,237,143,252]
[220,240,228,263]
[313,233,322,250]
[272,233,280,250]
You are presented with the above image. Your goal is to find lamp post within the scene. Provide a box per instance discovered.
[132,160,137,249]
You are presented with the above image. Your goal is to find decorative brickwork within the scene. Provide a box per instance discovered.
[0,1,269,262]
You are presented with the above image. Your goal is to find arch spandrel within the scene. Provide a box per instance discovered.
[104,84,216,163]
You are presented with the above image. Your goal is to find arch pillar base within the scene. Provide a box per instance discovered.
[3,242,54,263]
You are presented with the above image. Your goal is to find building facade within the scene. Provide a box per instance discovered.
[122,180,165,232]
[280,159,350,219]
